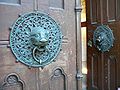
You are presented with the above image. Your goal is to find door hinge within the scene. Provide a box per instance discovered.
[76,73,83,80]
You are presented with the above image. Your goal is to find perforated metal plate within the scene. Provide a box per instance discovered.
[10,11,62,67]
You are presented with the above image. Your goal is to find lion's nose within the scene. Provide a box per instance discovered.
[40,38,48,43]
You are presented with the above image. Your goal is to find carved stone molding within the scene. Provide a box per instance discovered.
[0,73,24,90]
[50,0,64,9]
[49,67,67,90]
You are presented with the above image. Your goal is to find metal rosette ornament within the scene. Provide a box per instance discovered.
[10,11,63,68]
[93,25,114,52]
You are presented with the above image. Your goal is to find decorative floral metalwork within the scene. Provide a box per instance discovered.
[10,11,62,67]
[93,25,114,52]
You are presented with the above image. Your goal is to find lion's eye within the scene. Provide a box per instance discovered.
[45,33,48,37]
[35,34,39,37]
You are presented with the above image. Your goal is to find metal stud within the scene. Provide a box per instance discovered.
[7,44,10,48]
[41,66,44,69]
[62,35,64,38]
[53,59,56,62]
[9,27,12,30]
[28,66,32,69]
[16,59,19,63]
[18,14,22,17]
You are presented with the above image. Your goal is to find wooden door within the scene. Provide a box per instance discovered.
[0,0,81,90]
[87,0,120,90]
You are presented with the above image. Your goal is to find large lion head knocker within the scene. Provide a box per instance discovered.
[10,11,62,67]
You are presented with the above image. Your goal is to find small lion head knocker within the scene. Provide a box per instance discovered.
[93,25,114,52]
[30,27,49,63]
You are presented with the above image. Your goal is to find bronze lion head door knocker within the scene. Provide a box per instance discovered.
[10,11,63,68]
[93,25,115,52]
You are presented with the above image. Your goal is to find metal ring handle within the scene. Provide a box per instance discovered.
[32,47,42,64]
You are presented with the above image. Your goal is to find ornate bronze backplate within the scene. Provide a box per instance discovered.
[93,25,114,52]
[10,11,62,67]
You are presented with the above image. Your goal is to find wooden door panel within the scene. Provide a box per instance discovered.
[0,0,34,40]
[109,22,120,87]
[0,0,38,90]
[0,66,38,90]
[0,0,78,90]
[40,67,68,90]
[107,0,116,21]
[0,47,38,90]
[38,0,77,90]
[87,0,120,90]
[116,0,120,20]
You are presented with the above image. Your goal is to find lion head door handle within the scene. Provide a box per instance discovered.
[30,27,50,64]
[10,11,63,68]
[93,25,115,52]
[30,27,49,51]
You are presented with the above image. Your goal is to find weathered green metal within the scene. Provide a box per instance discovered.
[30,27,49,51]
[10,11,62,67]
[93,25,114,52]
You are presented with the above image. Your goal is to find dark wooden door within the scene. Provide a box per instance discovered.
[87,0,120,90]
[0,0,80,90]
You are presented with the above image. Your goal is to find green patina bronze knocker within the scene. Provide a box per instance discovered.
[10,11,63,68]
[30,27,49,64]
[93,25,114,52]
